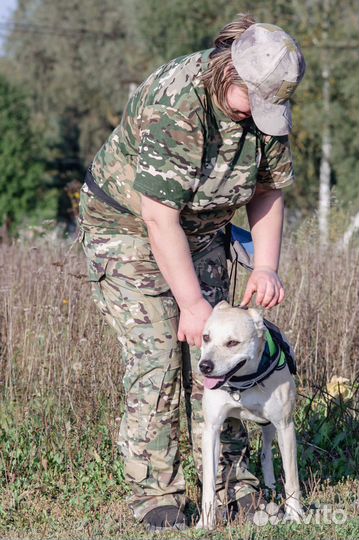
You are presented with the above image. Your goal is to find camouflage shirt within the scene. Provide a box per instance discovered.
[80,49,295,252]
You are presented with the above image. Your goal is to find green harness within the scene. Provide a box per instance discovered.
[263,330,287,371]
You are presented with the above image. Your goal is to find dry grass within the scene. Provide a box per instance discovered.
[0,222,358,538]
[1,222,358,403]
[0,237,122,413]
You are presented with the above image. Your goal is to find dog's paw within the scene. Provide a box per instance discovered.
[196,514,216,530]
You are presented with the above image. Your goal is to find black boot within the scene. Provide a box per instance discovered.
[218,492,268,523]
[142,505,187,531]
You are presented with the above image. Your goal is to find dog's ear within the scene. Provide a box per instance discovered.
[214,300,230,311]
[248,308,265,337]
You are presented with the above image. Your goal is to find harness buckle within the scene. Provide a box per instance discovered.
[230,389,241,401]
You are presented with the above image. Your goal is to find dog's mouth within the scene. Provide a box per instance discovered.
[204,358,248,390]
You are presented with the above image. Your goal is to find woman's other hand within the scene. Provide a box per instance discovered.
[240,266,284,309]
[177,297,213,348]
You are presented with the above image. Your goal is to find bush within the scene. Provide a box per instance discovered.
[0,75,56,232]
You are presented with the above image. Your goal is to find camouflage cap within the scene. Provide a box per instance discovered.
[231,23,306,136]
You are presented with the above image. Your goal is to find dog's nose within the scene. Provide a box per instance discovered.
[199,359,214,375]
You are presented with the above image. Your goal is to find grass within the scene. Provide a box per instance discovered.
[1,395,358,539]
[0,220,358,538]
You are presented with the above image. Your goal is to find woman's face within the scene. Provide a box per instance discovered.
[226,85,252,122]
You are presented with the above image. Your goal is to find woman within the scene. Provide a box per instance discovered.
[79,14,305,530]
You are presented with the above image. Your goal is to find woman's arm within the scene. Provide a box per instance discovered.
[140,194,212,347]
[241,186,285,309]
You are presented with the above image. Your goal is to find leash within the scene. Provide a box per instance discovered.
[221,227,297,392]
[227,224,255,306]
[229,246,239,307]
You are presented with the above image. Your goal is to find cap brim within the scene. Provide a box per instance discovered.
[248,92,292,136]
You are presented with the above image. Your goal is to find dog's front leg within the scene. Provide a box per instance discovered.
[197,423,221,530]
[276,421,303,521]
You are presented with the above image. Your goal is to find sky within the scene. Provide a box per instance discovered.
[0,0,18,55]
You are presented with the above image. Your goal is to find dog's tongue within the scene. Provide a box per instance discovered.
[204,376,225,390]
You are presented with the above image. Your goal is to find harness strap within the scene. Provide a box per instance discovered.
[84,166,135,216]
[223,325,295,393]
[226,345,281,392]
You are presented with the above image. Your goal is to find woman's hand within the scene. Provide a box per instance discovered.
[177,297,213,348]
[240,266,284,309]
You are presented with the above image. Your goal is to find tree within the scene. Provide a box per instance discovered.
[0,75,54,231]
[293,0,358,211]
[1,0,358,224]
[130,0,260,72]
[2,0,135,230]
[4,0,133,163]
[132,0,359,220]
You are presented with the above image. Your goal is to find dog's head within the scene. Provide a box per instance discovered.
[199,301,266,389]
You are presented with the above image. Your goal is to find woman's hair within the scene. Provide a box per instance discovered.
[202,13,256,116]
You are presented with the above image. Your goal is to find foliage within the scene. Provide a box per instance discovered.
[286,0,359,211]
[1,0,136,232]
[0,0,358,230]
[295,383,359,481]
[4,0,133,164]
[249,382,359,489]
[131,0,234,65]
[0,75,56,230]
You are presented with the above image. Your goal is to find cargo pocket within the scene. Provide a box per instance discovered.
[106,258,170,295]
[134,359,181,441]
[85,259,109,283]
[145,407,181,488]
[77,228,85,244]
[104,258,179,324]
[79,230,112,322]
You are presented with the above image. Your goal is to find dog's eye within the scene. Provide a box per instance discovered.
[202,334,210,343]
[226,340,240,348]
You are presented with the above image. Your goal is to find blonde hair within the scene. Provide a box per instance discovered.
[202,13,256,116]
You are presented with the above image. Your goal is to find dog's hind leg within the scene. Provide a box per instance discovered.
[261,422,276,490]
[276,421,303,521]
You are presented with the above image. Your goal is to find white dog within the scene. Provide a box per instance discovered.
[197,301,303,529]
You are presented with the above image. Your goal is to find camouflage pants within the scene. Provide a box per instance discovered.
[80,229,259,520]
